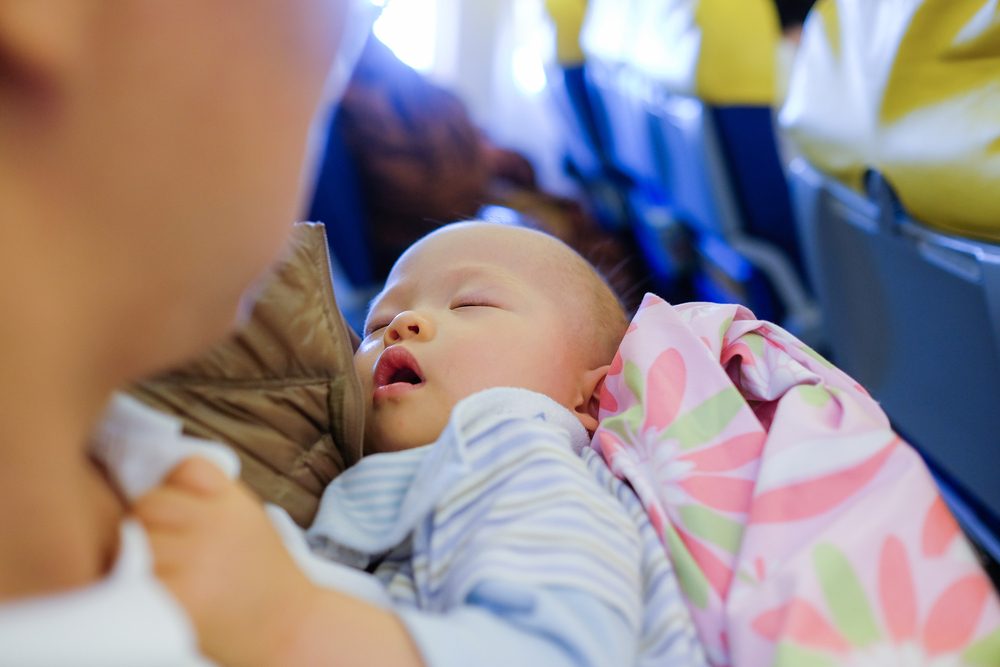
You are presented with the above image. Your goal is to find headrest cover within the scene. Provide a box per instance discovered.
[781,0,1000,240]
[544,0,589,66]
[580,0,638,66]
[584,0,781,105]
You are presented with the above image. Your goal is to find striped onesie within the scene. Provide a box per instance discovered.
[308,387,706,667]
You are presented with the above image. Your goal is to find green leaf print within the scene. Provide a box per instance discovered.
[773,642,837,667]
[661,387,745,450]
[965,627,1000,666]
[813,544,880,648]
[664,523,710,609]
[744,333,766,356]
[718,316,734,343]
[600,405,643,441]
[797,384,832,408]
[600,415,629,441]
[624,360,644,404]
[801,342,836,370]
[679,505,744,555]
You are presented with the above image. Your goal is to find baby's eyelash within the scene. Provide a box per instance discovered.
[364,322,389,336]
[451,298,496,309]
[452,303,492,311]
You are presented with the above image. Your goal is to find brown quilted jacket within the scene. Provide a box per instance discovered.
[130,223,363,527]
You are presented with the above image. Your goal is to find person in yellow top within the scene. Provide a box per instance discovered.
[545,0,589,66]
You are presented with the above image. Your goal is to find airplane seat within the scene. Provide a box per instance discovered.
[543,0,633,234]
[549,65,604,179]
[628,0,819,340]
[543,0,604,173]
[307,106,380,334]
[713,106,804,277]
[580,0,656,185]
[552,0,694,299]
[782,0,1000,557]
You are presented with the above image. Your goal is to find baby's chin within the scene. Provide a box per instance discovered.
[363,424,444,456]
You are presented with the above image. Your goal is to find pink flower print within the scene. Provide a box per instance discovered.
[680,475,757,514]
[637,294,660,311]
[720,341,758,369]
[643,348,685,433]
[750,437,899,524]
[608,349,624,376]
[879,537,917,644]
[596,428,695,510]
[674,524,736,600]
[922,496,962,558]
[599,385,619,414]
[678,433,764,477]
[752,538,1000,666]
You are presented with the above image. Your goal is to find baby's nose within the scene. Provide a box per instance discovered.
[384,311,434,344]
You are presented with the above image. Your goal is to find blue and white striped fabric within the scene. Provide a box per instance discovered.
[308,387,706,667]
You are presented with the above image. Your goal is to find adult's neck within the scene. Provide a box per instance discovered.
[0,237,128,601]
[0,436,125,600]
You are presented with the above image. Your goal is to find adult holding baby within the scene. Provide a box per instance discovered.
[0,1,403,663]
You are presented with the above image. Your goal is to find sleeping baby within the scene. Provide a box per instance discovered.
[135,222,707,666]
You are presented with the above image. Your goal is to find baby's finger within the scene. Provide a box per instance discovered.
[162,456,230,496]
[133,486,212,530]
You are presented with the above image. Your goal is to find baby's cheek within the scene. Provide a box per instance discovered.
[352,349,375,385]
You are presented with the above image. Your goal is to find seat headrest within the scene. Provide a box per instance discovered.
[583,0,781,105]
[781,0,1000,241]
[544,0,590,66]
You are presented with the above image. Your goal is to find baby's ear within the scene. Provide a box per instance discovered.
[573,365,610,434]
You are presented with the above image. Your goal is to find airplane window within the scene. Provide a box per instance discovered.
[510,0,551,96]
[373,0,438,73]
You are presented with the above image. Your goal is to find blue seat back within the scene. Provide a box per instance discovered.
[546,64,612,187]
[789,159,1000,523]
[713,106,803,278]
[307,108,373,289]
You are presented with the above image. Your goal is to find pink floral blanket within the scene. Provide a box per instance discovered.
[593,294,1000,666]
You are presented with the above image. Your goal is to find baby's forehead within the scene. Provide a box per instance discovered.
[405,226,576,274]
[409,223,564,259]
[377,259,530,304]
[380,223,591,303]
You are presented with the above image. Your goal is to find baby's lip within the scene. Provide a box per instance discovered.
[373,346,426,389]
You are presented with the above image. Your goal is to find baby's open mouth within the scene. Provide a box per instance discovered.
[374,346,426,389]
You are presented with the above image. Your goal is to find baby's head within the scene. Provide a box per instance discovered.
[354,221,627,454]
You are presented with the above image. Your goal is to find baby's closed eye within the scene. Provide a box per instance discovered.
[364,321,389,336]
[450,293,504,310]
[451,301,496,310]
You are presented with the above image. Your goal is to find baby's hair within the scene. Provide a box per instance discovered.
[552,244,629,367]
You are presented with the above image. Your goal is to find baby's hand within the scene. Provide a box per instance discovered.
[134,458,313,666]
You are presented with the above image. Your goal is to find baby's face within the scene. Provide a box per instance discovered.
[354,224,588,453]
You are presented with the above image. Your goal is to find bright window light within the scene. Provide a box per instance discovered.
[510,0,550,96]
[512,45,547,95]
[373,0,438,73]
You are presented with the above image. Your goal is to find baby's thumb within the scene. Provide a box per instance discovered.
[163,457,229,496]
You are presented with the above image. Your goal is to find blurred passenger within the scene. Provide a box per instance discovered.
[331,36,647,311]
[774,0,817,42]
[337,37,490,278]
